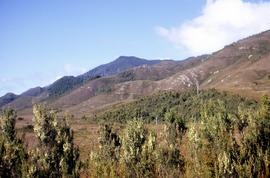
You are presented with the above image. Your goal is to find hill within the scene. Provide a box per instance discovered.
[47,56,162,98]
[91,89,257,123]
[49,56,205,116]
[80,56,161,79]
[1,30,270,117]
[1,56,163,110]
[57,30,270,117]
[0,93,18,107]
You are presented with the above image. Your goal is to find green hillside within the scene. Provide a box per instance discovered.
[93,89,257,123]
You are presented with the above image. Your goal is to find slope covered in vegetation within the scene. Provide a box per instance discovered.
[47,75,102,98]
[1,89,270,177]
[93,89,257,123]
[86,91,270,177]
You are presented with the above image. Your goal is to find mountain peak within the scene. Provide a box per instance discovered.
[3,92,17,98]
[115,56,144,60]
[0,92,18,107]
[113,56,149,64]
[81,56,161,79]
[21,87,44,97]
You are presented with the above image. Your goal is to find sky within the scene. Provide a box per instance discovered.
[1,0,270,96]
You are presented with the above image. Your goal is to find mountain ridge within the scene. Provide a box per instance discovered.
[1,30,270,117]
[79,56,162,79]
[0,56,164,109]
[55,30,270,117]
[0,93,18,107]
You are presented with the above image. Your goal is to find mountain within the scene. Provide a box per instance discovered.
[201,31,270,98]
[46,76,88,98]
[21,87,44,97]
[49,31,270,117]
[0,93,18,107]
[0,56,163,110]
[49,55,207,116]
[80,56,161,79]
[1,87,48,110]
[1,30,270,117]
[46,56,161,98]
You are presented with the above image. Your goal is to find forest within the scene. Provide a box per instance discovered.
[0,89,270,178]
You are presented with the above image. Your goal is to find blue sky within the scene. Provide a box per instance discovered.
[1,0,270,96]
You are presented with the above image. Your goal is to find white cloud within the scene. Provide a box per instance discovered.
[63,64,87,76]
[157,0,270,56]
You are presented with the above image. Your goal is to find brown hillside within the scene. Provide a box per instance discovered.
[7,30,270,118]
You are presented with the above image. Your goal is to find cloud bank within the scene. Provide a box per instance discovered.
[157,0,270,56]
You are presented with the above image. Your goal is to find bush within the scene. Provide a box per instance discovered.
[88,120,159,177]
[88,124,121,177]
[120,120,156,177]
[1,90,270,177]
[0,109,27,178]
[27,104,80,177]
[0,106,80,178]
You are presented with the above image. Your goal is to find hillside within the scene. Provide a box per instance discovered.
[91,89,257,123]
[46,56,162,98]
[1,30,270,117]
[80,56,161,79]
[3,87,268,178]
[49,56,206,116]
[0,93,18,107]
[201,31,270,97]
[1,56,163,110]
[59,31,270,117]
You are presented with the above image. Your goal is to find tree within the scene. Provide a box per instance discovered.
[186,100,238,177]
[88,124,121,177]
[157,110,185,177]
[1,109,16,141]
[27,104,80,177]
[121,119,157,177]
[235,95,270,177]
[0,109,27,178]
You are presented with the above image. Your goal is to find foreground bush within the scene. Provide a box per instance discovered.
[0,105,80,178]
[184,96,270,177]
[88,120,160,177]
[27,104,80,177]
[87,118,186,177]
[0,109,27,178]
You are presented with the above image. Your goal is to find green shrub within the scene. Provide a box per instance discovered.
[88,124,121,177]
[234,95,270,177]
[0,109,27,178]
[95,89,255,123]
[121,119,158,177]
[1,90,270,177]
[27,104,80,178]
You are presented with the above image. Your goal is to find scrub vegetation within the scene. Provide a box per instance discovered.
[1,89,269,177]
